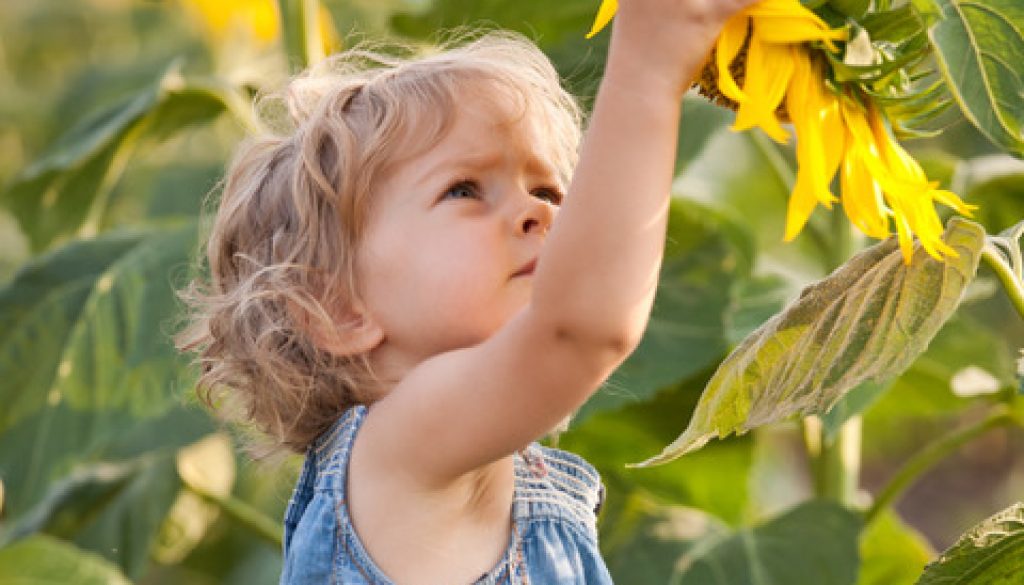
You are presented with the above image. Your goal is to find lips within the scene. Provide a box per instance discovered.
[512,259,537,278]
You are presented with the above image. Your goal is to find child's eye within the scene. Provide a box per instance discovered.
[441,180,480,201]
[532,187,564,206]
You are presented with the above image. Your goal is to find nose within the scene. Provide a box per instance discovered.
[516,195,555,236]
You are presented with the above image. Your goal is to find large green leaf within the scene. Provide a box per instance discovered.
[578,199,745,422]
[602,495,729,584]
[71,456,182,578]
[635,218,986,466]
[0,534,131,585]
[911,0,1024,157]
[0,221,213,518]
[1,455,182,579]
[916,502,1024,584]
[0,230,147,431]
[675,500,863,585]
[3,62,239,251]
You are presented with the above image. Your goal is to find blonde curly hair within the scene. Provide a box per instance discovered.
[174,30,583,454]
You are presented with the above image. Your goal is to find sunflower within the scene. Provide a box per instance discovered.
[180,0,340,54]
[586,0,976,263]
[181,0,280,46]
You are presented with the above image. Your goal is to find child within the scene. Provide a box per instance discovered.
[176,1,757,582]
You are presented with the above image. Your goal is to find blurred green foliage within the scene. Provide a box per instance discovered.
[1,0,1023,583]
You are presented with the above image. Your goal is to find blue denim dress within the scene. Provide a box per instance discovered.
[279,405,613,584]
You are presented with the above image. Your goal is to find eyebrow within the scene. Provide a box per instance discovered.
[416,152,560,187]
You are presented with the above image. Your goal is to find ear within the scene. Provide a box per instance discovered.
[292,297,384,357]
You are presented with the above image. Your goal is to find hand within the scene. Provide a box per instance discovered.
[606,0,761,98]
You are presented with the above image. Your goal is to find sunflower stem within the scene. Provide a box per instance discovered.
[864,408,1016,524]
[805,415,862,504]
[277,0,325,72]
[981,243,1024,321]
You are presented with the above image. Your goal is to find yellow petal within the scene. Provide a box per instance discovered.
[784,170,821,241]
[932,189,978,216]
[716,14,752,104]
[819,93,846,197]
[586,0,618,38]
[893,212,916,264]
[732,30,793,143]
[788,49,843,207]
[745,0,821,15]
[753,18,847,51]
[745,0,847,51]
[841,142,890,239]
[753,18,847,50]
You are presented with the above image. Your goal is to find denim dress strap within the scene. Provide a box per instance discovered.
[279,405,613,584]
[512,443,614,584]
[280,406,522,584]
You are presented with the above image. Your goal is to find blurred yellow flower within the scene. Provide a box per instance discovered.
[180,0,340,54]
[182,0,280,46]
[586,0,977,263]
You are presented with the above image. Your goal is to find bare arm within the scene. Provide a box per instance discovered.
[364,1,758,486]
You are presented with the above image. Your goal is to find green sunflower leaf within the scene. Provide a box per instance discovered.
[633,218,986,467]
[675,500,863,585]
[0,534,132,585]
[911,0,1024,157]
[915,502,1024,584]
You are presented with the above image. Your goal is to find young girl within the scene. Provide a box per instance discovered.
[177,1,756,582]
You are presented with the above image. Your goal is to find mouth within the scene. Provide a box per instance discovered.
[512,259,537,278]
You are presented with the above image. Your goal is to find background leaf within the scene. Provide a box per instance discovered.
[912,0,1024,157]
[2,64,235,251]
[675,500,863,585]
[0,221,213,520]
[858,511,935,585]
[602,497,729,584]
[0,533,132,584]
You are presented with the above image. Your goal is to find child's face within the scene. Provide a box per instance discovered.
[355,91,564,365]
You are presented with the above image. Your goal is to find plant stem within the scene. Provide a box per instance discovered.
[864,408,1017,524]
[981,243,1024,320]
[182,482,283,547]
[825,417,861,503]
[804,416,862,504]
[277,0,326,72]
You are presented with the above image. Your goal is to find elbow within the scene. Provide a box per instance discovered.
[550,320,645,362]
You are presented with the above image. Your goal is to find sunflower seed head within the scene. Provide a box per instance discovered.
[692,20,792,123]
